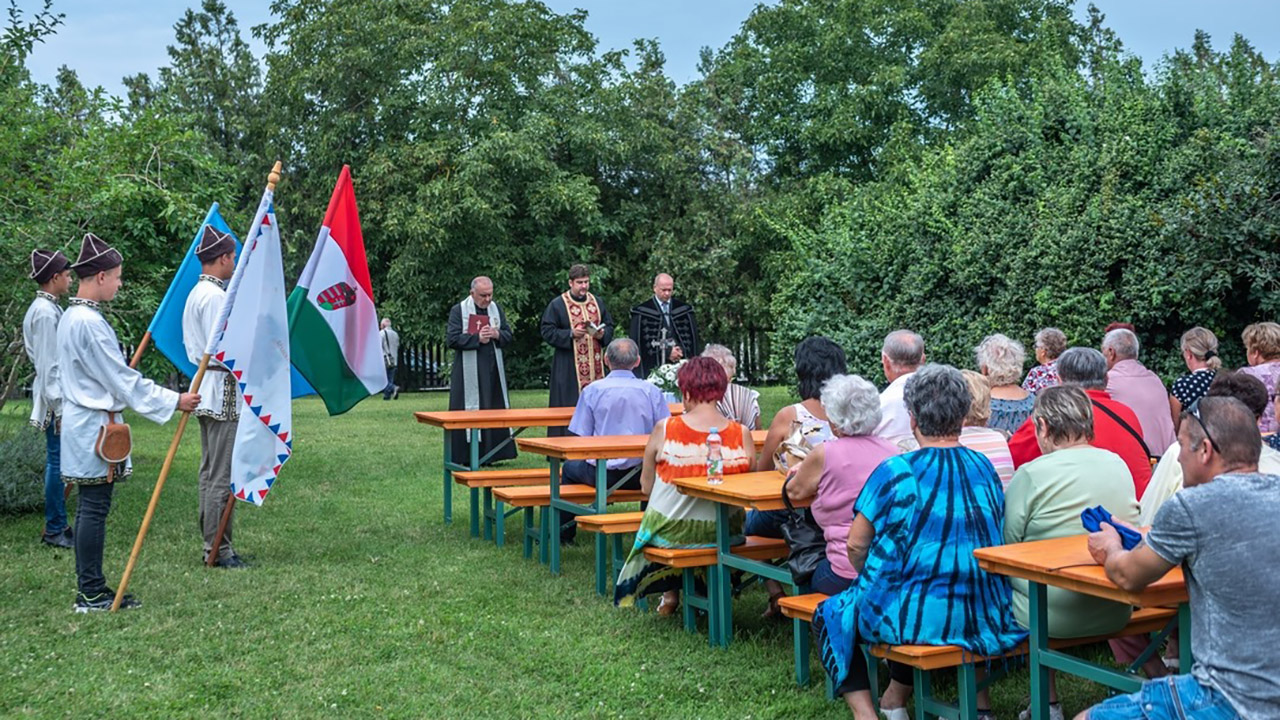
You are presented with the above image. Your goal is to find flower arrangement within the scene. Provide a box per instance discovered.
[646,360,685,396]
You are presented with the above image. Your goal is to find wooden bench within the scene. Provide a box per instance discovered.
[491,485,646,560]
[779,593,1179,716]
[452,468,550,541]
[635,536,789,641]
[576,512,645,597]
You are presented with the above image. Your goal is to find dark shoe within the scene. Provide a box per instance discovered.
[213,554,250,569]
[74,590,140,613]
[42,529,74,549]
[392,386,400,399]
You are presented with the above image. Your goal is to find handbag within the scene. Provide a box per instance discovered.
[94,411,131,483]
[780,474,826,585]
[773,419,813,473]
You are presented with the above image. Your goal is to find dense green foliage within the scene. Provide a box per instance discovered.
[0,420,43,513]
[2,0,1278,389]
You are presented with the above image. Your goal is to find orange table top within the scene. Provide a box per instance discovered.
[415,404,684,430]
[517,429,768,461]
[671,470,810,511]
[974,535,1187,607]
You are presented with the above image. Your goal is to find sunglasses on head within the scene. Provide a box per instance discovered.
[1186,398,1218,453]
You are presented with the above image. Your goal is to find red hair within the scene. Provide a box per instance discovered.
[677,357,729,404]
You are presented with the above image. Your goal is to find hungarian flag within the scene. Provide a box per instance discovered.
[207,186,293,506]
[287,165,383,415]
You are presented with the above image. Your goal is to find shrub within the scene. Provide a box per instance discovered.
[0,423,47,515]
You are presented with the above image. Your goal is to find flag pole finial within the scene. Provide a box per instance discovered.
[267,160,283,191]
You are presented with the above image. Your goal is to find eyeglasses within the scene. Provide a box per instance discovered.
[1186,399,1218,454]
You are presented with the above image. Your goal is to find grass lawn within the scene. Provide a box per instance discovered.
[2,387,1125,718]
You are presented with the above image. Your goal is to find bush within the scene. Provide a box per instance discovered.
[0,423,47,515]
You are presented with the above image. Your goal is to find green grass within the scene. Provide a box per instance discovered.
[2,388,1122,718]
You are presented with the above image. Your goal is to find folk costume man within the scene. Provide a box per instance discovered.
[445,276,516,464]
[182,226,246,569]
[628,273,699,380]
[24,248,73,549]
[540,264,615,434]
[59,233,200,611]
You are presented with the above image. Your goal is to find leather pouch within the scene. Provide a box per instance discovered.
[95,411,131,483]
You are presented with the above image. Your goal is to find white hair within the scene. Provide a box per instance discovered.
[701,344,737,379]
[820,374,882,436]
[1102,328,1140,359]
[974,333,1027,386]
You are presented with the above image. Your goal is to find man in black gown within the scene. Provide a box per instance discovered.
[446,276,517,464]
[540,264,614,435]
[629,273,699,379]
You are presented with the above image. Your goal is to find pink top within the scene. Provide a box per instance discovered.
[1240,361,1280,433]
[1106,359,1176,455]
[810,434,899,580]
[959,426,1015,487]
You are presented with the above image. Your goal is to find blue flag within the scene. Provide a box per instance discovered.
[149,203,315,397]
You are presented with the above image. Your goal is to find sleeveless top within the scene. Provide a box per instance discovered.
[810,435,899,580]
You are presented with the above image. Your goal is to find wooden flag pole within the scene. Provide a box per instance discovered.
[111,353,211,612]
[205,161,281,568]
[128,331,152,370]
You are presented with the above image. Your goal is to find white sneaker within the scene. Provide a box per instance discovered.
[1018,703,1063,720]
[879,708,909,720]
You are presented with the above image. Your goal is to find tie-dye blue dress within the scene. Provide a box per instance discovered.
[814,445,1027,688]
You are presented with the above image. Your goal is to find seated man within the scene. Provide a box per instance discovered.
[1102,328,1176,455]
[1080,396,1280,720]
[561,338,669,542]
[1009,347,1153,499]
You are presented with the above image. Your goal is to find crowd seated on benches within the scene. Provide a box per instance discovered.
[613,356,755,613]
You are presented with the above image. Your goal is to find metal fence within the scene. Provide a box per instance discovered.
[393,340,450,391]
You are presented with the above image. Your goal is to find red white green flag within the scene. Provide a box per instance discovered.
[287,165,383,415]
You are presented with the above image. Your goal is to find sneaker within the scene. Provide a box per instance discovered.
[879,708,908,720]
[392,386,400,400]
[1018,703,1063,720]
[213,554,250,569]
[74,590,141,613]
[42,529,74,549]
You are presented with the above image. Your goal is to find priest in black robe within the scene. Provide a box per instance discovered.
[629,273,700,379]
[446,276,517,464]
[540,264,614,435]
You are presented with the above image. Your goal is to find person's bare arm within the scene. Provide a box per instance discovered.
[846,514,875,574]
[757,404,796,471]
[1087,524,1177,593]
[639,420,666,496]
[785,443,825,501]
[1169,394,1183,432]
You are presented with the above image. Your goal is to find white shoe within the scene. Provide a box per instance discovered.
[1018,703,1063,720]
[879,708,908,720]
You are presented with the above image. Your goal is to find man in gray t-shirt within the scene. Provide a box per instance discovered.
[1080,397,1280,720]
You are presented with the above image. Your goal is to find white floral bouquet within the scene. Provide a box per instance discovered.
[646,360,685,396]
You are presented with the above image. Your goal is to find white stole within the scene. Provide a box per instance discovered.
[459,296,508,411]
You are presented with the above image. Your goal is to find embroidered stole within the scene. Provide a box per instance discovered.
[561,291,605,390]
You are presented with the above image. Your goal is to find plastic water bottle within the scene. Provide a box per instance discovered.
[707,427,724,485]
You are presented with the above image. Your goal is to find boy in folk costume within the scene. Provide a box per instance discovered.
[182,226,247,568]
[24,248,74,549]
[58,233,200,611]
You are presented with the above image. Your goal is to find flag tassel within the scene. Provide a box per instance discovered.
[111,352,212,612]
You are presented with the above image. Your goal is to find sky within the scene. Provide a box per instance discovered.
[19,1,1280,97]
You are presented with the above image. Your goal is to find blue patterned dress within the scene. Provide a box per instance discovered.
[814,446,1027,689]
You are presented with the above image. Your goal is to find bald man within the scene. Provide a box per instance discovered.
[628,273,700,379]
[445,276,516,463]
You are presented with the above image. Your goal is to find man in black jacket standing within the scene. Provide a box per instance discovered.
[629,273,699,380]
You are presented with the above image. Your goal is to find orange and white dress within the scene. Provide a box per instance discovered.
[613,415,752,606]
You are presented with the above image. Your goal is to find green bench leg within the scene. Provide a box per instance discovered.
[792,616,811,686]
[469,487,481,538]
[482,489,494,541]
[539,507,550,565]
[521,507,534,559]
[956,662,978,720]
[680,568,699,634]
[442,434,454,525]
[594,534,608,597]
[494,499,506,547]
[913,668,931,720]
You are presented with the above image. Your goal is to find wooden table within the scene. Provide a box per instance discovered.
[974,536,1190,720]
[414,404,682,529]
[517,429,768,595]
[670,470,809,655]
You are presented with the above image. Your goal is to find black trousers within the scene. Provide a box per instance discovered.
[836,637,914,696]
[74,483,115,595]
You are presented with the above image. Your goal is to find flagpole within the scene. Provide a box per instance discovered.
[128,331,152,369]
[112,161,284,612]
[111,353,211,612]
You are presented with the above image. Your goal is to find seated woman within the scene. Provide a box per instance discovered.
[613,357,755,614]
[782,374,897,596]
[1023,327,1067,394]
[1240,321,1280,433]
[977,333,1036,435]
[1005,386,1140,719]
[702,343,761,430]
[1168,326,1220,429]
[959,369,1015,487]
[815,364,1026,720]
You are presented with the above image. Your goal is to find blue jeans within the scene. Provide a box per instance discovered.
[382,365,397,399]
[43,423,68,535]
[810,557,853,595]
[559,460,643,541]
[744,508,788,538]
[1087,674,1240,719]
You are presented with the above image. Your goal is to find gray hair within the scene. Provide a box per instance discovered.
[605,338,639,369]
[882,329,925,371]
[701,344,737,379]
[1034,327,1068,360]
[820,374,882,436]
[1182,396,1261,467]
[975,333,1027,386]
[1102,328,1140,360]
[470,276,493,291]
[1032,386,1095,445]
[1057,347,1109,390]
[903,363,970,438]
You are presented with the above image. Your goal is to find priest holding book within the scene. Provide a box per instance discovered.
[540,264,615,435]
[446,276,516,464]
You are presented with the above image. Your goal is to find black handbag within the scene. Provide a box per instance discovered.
[780,476,826,585]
